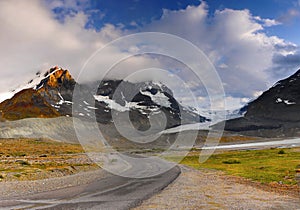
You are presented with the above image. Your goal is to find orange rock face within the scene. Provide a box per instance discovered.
[0,89,60,120]
[0,66,76,121]
[46,68,74,88]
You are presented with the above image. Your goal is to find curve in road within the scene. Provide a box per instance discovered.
[0,166,180,210]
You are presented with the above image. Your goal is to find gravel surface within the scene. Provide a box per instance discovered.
[0,154,97,182]
[0,168,107,199]
[1,164,299,209]
[135,166,300,210]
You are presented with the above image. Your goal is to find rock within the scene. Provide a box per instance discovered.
[220,68,300,137]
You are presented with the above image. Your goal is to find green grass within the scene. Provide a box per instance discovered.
[167,148,300,185]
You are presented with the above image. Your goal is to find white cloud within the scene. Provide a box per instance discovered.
[0,0,125,97]
[0,0,299,110]
[0,0,171,100]
[253,16,281,27]
[142,3,297,101]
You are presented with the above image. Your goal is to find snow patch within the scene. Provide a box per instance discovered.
[0,92,14,103]
[289,78,296,83]
[51,104,60,109]
[64,101,73,105]
[8,67,64,99]
[140,90,171,107]
[84,108,91,113]
[284,100,296,105]
[161,122,212,134]
[57,92,64,105]
[94,95,129,112]
[94,94,163,112]
[56,92,73,105]
[276,98,296,105]
[87,106,98,110]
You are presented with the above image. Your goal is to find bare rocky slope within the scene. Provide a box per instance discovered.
[220,68,300,137]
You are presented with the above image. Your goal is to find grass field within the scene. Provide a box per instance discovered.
[0,138,98,181]
[167,148,300,185]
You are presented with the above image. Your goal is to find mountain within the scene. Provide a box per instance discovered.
[0,67,75,120]
[0,88,60,120]
[0,66,209,130]
[222,69,300,137]
[200,107,247,124]
[93,80,209,129]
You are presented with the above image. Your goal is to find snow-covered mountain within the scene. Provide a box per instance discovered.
[91,79,210,129]
[0,67,73,120]
[0,66,210,130]
[199,107,246,123]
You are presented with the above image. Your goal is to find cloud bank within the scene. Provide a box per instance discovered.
[0,0,300,110]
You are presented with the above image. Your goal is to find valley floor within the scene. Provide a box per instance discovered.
[135,166,300,210]
[0,138,98,182]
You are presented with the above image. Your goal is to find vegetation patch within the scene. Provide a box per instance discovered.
[166,147,300,185]
[0,138,98,181]
[222,159,241,164]
[218,135,261,143]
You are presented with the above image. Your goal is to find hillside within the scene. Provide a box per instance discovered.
[0,66,209,131]
[0,89,60,120]
[222,69,300,137]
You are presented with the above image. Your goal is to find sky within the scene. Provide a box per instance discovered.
[0,0,300,110]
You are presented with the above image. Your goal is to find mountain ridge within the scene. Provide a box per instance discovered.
[0,66,209,130]
[222,68,300,137]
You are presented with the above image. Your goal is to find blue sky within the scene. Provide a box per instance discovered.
[50,0,202,29]
[208,0,300,44]
[49,0,300,44]
[0,0,300,109]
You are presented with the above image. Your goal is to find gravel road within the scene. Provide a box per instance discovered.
[135,166,300,210]
[0,162,181,209]
[1,162,299,209]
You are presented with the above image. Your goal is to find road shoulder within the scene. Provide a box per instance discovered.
[0,168,106,199]
[134,165,300,209]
